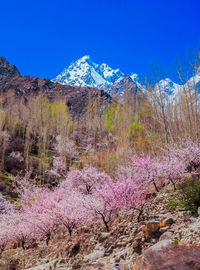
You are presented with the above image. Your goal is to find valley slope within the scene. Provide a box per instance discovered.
[0,56,111,118]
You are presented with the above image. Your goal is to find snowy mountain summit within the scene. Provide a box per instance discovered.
[52,55,124,91]
[53,55,200,98]
[155,78,181,96]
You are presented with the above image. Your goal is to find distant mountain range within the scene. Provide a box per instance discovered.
[53,55,200,98]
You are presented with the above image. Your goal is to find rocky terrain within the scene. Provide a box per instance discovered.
[110,75,138,96]
[1,189,200,270]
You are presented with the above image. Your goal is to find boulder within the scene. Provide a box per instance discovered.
[146,219,160,234]
[163,217,174,225]
[159,231,173,241]
[135,243,200,270]
[190,217,198,223]
[98,232,111,243]
[159,226,170,233]
[84,250,104,261]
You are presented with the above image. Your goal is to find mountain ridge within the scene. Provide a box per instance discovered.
[52,55,200,98]
[0,56,112,118]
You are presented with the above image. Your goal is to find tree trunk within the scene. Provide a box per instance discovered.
[46,233,51,246]
[102,217,110,232]
[152,180,159,192]
[22,240,25,250]
[137,209,143,223]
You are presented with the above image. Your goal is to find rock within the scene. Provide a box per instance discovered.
[132,241,139,248]
[115,242,123,248]
[110,75,137,97]
[175,216,200,244]
[198,207,200,216]
[135,231,144,239]
[162,217,175,225]
[114,257,120,263]
[58,258,66,264]
[4,154,25,174]
[190,217,198,223]
[159,226,170,233]
[132,240,142,254]
[131,227,138,234]
[5,241,18,250]
[120,241,129,247]
[135,241,200,270]
[104,245,114,256]
[145,239,175,254]
[98,232,111,243]
[124,264,132,270]
[71,258,82,269]
[146,219,160,234]
[25,259,60,270]
[159,216,175,229]
[84,250,104,261]
[9,151,24,162]
[159,231,173,241]
[114,249,127,261]
[104,241,113,249]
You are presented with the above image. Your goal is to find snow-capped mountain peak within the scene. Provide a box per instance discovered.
[52,56,124,91]
[130,73,139,81]
[79,55,90,61]
[154,78,182,98]
[99,63,123,83]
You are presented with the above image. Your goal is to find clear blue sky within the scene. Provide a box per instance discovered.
[1,0,200,82]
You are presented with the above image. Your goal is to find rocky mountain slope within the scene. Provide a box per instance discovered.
[110,74,144,96]
[0,56,111,118]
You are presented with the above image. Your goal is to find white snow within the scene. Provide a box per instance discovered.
[130,73,138,81]
[52,56,123,91]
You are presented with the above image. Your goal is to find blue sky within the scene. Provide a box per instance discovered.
[0,0,200,83]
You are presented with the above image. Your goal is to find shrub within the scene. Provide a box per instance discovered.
[169,178,200,214]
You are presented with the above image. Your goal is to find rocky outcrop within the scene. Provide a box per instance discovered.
[0,56,20,79]
[133,241,200,270]
[110,75,138,96]
[0,57,112,118]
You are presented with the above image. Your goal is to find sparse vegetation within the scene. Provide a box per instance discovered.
[170,178,200,214]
